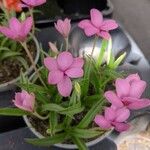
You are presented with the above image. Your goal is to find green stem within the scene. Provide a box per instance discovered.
[29,8,35,35]
[2,0,10,22]
[20,42,47,88]
[86,35,99,79]
[65,37,69,51]
[33,111,49,120]
[91,35,98,57]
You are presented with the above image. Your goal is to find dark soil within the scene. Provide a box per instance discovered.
[0,43,36,84]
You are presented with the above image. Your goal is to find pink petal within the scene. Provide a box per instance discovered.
[63,18,71,37]
[78,19,91,29]
[48,42,58,53]
[71,57,84,68]
[104,91,123,108]
[57,52,73,71]
[44,57,58,71]
[98,31,111,40]
[48,70,64,85]
[0,27,16,40]
[65,68,83,78]
[57,76,72,97]
[84,25,99,36]
[125,73,140,83]
[55,20,64,36]
[104,107,116,121]
[23,93,35,112]
[21,17,33,36]
[14,103,32,112]
[22,0,46,7]
[112,122,130,132]
[115,108,130,122]
[127,98,150,110]
[129,80,146,98]
[94,115,111,129]
[90,9,103,28]
[115,79,130,98]
[9,17,21,33]
[101,19,118,31]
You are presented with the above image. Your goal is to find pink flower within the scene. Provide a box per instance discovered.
[22,0,46,7]
[13,90,35,112]
[105,74,150,110]
[78,8,118,40]
[44,52,84,97]
[54,18,71,38]
[0,17,32,42]
[94,107,130,132]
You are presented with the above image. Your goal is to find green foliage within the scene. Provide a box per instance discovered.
[0,35,29,70]
[0,108,30,116]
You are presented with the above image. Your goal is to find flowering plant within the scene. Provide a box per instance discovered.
[0,0,46,84]
[0,1,150,149]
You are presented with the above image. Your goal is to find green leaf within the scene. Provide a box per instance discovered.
[26,133,68,146]
[0,108,30,116]
[42,103,64,112]
[15,56,29,70]
[71,136,88,150]
[0,51,21,61]
[48,112,58,135]
[42,103,84,116]
[70,128,102,139]
[84,95,101,107]
[19,83,49,94]
[77,98,105,128]
[80,58,91,97]
[97,39,108,67]
[112,52,127,69]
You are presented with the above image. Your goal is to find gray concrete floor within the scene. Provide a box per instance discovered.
[111,0,150,60]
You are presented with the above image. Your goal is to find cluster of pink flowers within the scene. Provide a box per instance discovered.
[2,3,149,134]
[94,74,150,132]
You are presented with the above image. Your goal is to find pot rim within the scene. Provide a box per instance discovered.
[23,115,113,149]
[0,36,40,92]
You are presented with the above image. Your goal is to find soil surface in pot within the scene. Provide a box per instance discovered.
[28,111,107,144]
[0,43,36,84]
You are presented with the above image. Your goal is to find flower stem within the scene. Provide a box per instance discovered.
[91,35,98,57]
[29,8,35,35]
[20,42,47,88]
[33,111,49,120]
[2,0,10,22]
[65,37,69,51]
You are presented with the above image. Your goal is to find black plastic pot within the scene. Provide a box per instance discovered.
[57,0,107,14]
[35,0,113,20]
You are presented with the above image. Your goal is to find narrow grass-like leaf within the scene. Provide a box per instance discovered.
[71,136,88,150]
[26,133,68,146]
[97,39,108,67]
[70,128,103,139]
[0,108,30,116]
[77,98,105,128]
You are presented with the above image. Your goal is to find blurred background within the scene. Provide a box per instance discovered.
[36,0,150,60]
[111,0,150,60]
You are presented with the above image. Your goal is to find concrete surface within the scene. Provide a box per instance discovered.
[111,0,150,60]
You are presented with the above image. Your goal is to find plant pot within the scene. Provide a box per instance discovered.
[35,0,113,21]
[0,36,40,92]
[57,0,113,17]
[23,115,113,149]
